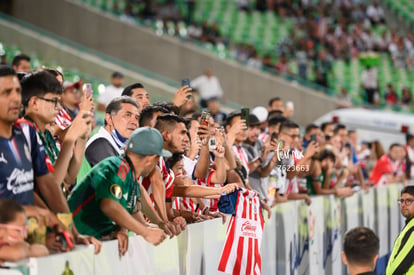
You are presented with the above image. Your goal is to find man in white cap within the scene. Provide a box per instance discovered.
[252,106,269,142]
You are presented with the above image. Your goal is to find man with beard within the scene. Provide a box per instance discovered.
[386,186,414,274]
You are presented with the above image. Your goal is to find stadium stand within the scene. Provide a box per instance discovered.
[72,0,414,113]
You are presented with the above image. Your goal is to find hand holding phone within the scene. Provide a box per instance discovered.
[200,111,210,126]
[83,83,93,97]
[241,108,250,128]
[181,79,192,99]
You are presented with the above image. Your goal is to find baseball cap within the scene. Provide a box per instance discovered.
[63,80,81,90]
[248,114,261,126]
[252,106,268,123]
[126,127,172,158]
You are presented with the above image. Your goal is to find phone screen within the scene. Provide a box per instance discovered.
[181,79,191,87]
[84,83,93,97]
[310,134,317,143]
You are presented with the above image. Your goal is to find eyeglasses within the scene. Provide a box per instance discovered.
[0,223,27,237]
[398,198,414,206]
[37,96,60,108]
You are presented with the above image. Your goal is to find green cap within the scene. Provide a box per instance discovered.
[126,127,172,158]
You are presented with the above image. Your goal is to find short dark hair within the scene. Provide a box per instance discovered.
[153,101,179,115]
[43,68,63,81]
[268,97,282,107]
[343,227,379,266]
[0,199,25,224]
[167,153,184,169]
[318,148,336,163]
[334,123,347,135]
[105,96,140,126]
[122,83,144,97]
[155,113,186,133]
[139,105,169,127]
[21,71,62,107]
[225,111,241,127]
[267,110,283,119]
[0,65,16,78]
[111,71,124,78]
[305,123,319,134]
[279,120,299,133]
[268,115,287,127]
[348,129,356,135]
[406,133,414,144]
[401,186,414,197]
[389,143,401,151]
[12,54,31,68]
[321,122,334,132]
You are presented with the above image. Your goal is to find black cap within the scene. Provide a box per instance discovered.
[248,114,260,126]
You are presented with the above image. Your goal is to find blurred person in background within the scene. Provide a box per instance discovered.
[405,134,414,180]
[306,147,353,197]
[97,71,124,111]
[401,87,412,109]
[191,69,223,108]
[268,97,284,113]
[205,97,226,126]
[122,83,150,110]
[11,54,31,73]
[369,143,406,186]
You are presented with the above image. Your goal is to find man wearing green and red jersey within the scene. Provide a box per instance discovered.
[68,127,170,250]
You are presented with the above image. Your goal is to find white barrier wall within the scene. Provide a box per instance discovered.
[5,185,404,275]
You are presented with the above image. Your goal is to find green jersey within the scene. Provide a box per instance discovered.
[68,155,141,238]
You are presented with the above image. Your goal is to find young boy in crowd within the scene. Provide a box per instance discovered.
[0,199,48,263]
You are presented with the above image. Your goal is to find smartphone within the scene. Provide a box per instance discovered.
[181,79,191,88]
[83,83,93,97]
[59,230,73,250]
[271,132,278,141]
[181,79,192,99]
[200,111,210,126]
[241,108,250,127]
[209,137,217,151]
[310,134,317,143]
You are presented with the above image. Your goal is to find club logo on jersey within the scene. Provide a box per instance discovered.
[110,184,122,199]
[0,153,7,164]
[241,220,257,238]
[7,168,34,194]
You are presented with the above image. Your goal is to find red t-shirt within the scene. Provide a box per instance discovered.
[369,154,404,184]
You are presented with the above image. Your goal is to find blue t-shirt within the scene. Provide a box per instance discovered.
[0,125,49,205]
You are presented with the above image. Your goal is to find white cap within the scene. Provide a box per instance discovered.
[286,101,294,111]
[252,106,268,123]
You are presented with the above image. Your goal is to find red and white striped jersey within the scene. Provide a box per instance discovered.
[142,157,175,201]
[258,132,269,143]
[55,108,72,130]
[232,145,250,176]
[218,189,264,275]
[196,167,219,211]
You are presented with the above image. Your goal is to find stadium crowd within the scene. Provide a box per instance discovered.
[0,49,413,268]
[111,0,414,110]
